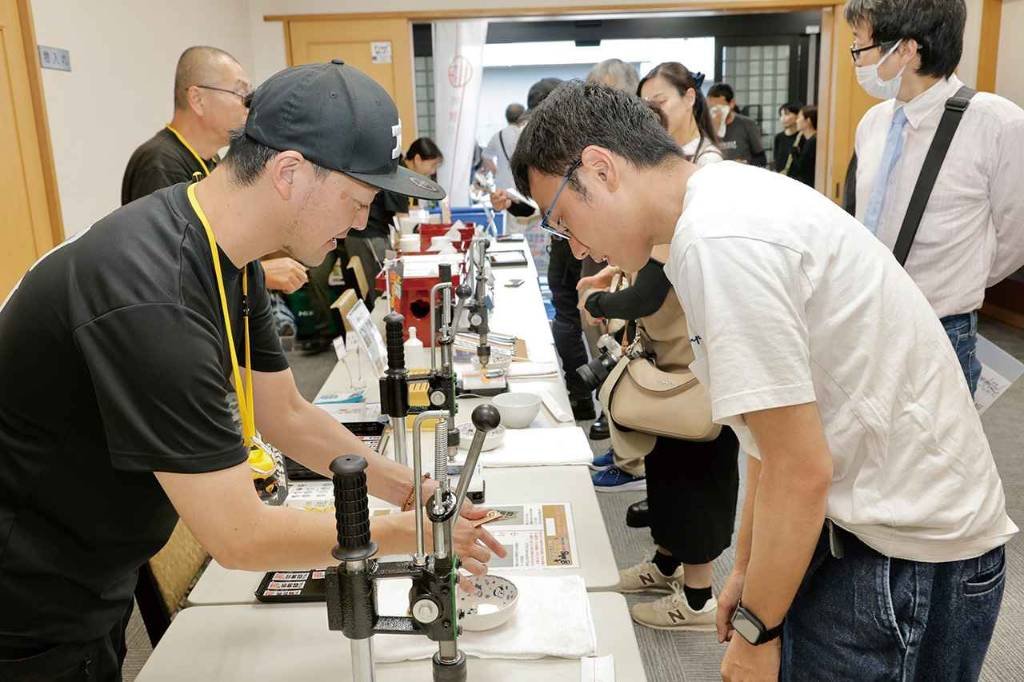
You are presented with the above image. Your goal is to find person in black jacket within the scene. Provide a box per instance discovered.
[787,105,818,187]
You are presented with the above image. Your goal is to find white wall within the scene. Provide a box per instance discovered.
[247,0,730,83]
[32,0,253,236]
[996,0,1024,105]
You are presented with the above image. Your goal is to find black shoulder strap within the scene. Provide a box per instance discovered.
[892,86,975,266]
[498,130,511,163]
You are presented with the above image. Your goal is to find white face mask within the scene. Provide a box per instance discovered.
[855,40,906,100]
[711,104,731,138]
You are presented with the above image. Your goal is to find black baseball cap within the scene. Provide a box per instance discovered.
[244,59,445,201]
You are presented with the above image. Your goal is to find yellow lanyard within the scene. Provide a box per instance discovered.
[186,183,255,448]
[166,124,211,177]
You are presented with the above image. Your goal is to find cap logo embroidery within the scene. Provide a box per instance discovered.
[392,122,402,159]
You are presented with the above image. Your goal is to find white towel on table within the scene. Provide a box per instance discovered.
[372,575,596,662]
[452,427,592,467]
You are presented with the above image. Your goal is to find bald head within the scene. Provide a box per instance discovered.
[174,46,242,110]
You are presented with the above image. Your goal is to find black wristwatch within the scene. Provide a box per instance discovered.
[731,602,784,645]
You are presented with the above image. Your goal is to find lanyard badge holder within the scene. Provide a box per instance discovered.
[186,183,286,503]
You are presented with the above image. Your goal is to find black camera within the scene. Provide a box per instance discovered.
[576,335,623,390]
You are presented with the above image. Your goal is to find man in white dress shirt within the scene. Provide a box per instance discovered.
[848,0,1024,396]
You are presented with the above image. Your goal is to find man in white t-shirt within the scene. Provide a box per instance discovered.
[509,81,1016,681]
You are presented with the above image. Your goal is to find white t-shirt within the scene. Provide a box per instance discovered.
[666,161,1017,563]
[483,123,523,193]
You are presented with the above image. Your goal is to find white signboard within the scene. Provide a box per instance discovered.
[371,41,392,64]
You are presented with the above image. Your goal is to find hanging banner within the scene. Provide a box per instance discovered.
[432,20,488,207]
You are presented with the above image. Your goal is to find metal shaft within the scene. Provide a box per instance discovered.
[390,416,408,467]
[350,638,375,682]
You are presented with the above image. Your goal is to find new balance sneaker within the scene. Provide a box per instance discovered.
[591,465,646,492]
[589,450,615,472]
[630,585,718,631]
[615,560,685,594]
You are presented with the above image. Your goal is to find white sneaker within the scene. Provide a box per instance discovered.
[615,560,684,594]
[630,585,718,631]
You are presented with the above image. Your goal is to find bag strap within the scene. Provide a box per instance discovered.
[498,129,511,163]
[892,85,975,266]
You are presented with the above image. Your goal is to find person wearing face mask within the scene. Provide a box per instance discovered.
[122,46,309,297]
[772,102,802,172]
[786,106,818,188]
[706,83,767,167]
[848,0,1024,397]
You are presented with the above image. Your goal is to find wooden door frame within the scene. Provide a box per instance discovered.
[977,0,1002,92]
[13,0,63,244]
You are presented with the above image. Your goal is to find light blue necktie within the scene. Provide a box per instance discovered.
[863,107,909,234]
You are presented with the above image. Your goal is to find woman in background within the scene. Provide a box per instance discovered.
[787,105,818,187]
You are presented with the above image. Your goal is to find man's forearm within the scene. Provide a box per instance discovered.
[265,399,415,507]
[731,454,761,574]
[739,404,832,628]
[224,504,418,571]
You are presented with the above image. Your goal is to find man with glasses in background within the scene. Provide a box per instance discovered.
[847,0,1024,396]
[123,45,308,294]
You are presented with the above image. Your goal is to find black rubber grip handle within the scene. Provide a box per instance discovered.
[330,455,374,560]
[384,311,406,371]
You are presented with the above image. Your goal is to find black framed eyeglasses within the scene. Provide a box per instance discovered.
[196,84,253,105]
[849,43,888,64]
[538,159,582,241]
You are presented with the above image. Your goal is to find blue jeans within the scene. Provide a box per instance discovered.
[781,527,1006,681]
[942,312,982,398]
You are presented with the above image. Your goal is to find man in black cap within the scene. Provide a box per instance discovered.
[0,61,504,681]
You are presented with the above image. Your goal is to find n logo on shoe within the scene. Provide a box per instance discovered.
[668,609,687,624]
[639,573,656,586]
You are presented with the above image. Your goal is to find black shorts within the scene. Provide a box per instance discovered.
[0,602,131,682]
[645,427,740,564]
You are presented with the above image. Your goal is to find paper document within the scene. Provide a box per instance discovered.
[975,335,1024,414]
[484,503,578,570]
[453,427,593,467]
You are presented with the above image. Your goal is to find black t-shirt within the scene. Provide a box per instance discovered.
[788,135,818,187]
[359,187,409,240]
[121,128,218,205]
[718,114,765,166]
[0,183,287,648]
[772,130,798,171]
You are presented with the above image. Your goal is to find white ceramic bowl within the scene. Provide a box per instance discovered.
[491,392,541,429]
[457,575,519,631]
[457,422,506,451]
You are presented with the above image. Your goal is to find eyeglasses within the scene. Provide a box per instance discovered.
[849,42,891,64]
[538,159,582,241]
[196,84,253,106]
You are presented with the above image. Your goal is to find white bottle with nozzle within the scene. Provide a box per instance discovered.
[404,327,424,349]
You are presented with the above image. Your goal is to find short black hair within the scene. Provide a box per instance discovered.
[799,105,818,130]
[510,81,684,200]
[223,128,329,186]
[707,83,734,102]
[844,0,965,78]
[406,137,443,161]
[779,102,802,116]
[505,103,525,124]
[527,78,563,110]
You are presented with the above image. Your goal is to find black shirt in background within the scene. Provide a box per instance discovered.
[121,128,218,205]
[0,183,287,648]
[583,259,671,321]
[772,130,798,171]
[788,134,818,187]
[718,114,766,167]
